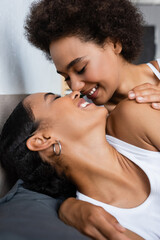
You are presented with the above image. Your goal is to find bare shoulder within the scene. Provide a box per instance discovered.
[115,98,160,125]
[107,99,160,150]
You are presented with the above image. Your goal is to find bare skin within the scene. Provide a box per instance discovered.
[128,60,160,109]
[25,92,160,240]
[60,99,160,240]
[49,36,160,239]
[50,36,160,111]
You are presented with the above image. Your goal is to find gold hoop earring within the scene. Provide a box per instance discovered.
[53,140,62,156]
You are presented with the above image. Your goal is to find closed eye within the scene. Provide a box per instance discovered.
[65,76,70,82]
[64,66,86,81]
[77,66,86,74]
[54,95,61,100]
[44,93,61,102]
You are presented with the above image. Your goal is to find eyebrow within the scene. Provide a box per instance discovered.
[57,56,85,74]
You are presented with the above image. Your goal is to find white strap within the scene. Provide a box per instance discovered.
[157,58,160,68]
[147,62,160,80]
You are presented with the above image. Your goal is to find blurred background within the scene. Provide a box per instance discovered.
[0,0,160,95]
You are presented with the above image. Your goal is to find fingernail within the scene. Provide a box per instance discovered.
[128,91,135,99]
[152,103,160,109]
[137,96,144,102]
[115,222,126,232]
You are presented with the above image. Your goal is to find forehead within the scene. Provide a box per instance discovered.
[24,93,46,106]
[24,92,58,111]
[50,36,101,67]
[24,93,60,121]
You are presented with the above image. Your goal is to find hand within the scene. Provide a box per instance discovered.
[59,198,131,240]
[128,83,160,110]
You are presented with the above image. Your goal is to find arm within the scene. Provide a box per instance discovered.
[59,198,131,240]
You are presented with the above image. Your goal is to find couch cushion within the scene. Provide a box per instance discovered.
[0,94,27,131]
[0,180,89,240]
[0,94,27,197]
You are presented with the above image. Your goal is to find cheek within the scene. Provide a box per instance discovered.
[52,110,79,134]
[87,55,111,83]
[85,63,103,83]
[58,112,89,136]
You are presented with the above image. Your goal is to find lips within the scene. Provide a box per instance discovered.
[87,86,98,100]
[78,98,90,108]
[81,85,98,100]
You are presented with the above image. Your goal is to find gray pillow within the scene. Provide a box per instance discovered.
[0,180,89,240]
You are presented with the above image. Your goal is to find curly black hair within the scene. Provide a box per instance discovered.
[25,0,144,62]
[0,100,76,199]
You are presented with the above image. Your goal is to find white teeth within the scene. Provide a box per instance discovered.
[88,86,98,96]
[80,102,90,108]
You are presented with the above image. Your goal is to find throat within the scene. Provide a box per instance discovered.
[78,154,150,209]
[105,91,126,113]
[108,91,126,105]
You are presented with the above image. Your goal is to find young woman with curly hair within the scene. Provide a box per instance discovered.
[25,0,160,110]
[24,0,160,239]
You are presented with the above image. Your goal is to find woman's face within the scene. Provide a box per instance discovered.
[25,91,107,141]
[50,36,122,105]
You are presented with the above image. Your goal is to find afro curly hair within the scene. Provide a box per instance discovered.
[25,0,144,62]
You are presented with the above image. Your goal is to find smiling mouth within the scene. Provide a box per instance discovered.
[81,85,98,98]
[88,85,98,96]
[80,102,90,108]
[78,98,91,108]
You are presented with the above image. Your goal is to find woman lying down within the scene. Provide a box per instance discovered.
[0,91,160,240]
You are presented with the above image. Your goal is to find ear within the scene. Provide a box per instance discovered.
[105,38,122,54]
[26,132,54,152]
[113,41,122,54]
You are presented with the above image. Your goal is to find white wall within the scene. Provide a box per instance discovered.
[133,0,160,3]
[0,1,159,95]
[0,0,61,95]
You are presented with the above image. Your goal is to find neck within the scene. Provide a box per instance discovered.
[113,59,157,101]
[65,135,127,203]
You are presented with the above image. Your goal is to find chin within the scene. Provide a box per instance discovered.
[92,98,105,106]
[92,93,110,106]
[97,106,108,118]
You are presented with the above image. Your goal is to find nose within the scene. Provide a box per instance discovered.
[69,91,80,99]
[70,77,85,92]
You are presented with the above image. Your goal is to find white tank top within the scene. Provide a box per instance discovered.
[77,59,160,240]
[147,58,160,80]
[77,135,160,239]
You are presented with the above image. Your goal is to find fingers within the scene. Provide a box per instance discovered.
[101,209,125,233]
[128,83,160,109]
[85,224,129,240]
[151,102,160,110]
[128,83,160,100]
[113,222,126,233]
[81,206,130,240]
[129,83,160,93]
[135,94,160,103]
[59,199,130,240]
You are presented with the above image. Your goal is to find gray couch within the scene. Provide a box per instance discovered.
[0,94,89,240]
[0,94,27,197]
